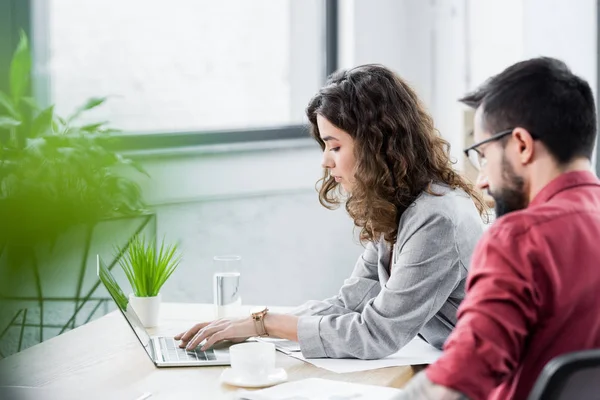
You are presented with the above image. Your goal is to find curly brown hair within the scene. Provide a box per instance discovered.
[306,64,487,244]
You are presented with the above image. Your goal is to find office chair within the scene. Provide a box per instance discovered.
[527,348,600,400]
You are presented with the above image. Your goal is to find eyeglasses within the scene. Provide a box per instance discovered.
[463,129,514,171]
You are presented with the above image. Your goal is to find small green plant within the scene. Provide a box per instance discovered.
[118,236,182,297]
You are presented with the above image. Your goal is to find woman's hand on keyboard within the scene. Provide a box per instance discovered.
[175,318,254,351]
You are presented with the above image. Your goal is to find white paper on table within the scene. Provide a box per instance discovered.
[235,378,402,400]
[288,336,442,373]
[255,337,302,354]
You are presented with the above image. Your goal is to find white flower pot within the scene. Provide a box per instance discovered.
[128,293,161,328]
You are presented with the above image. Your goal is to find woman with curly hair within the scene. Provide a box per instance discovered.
[176,65,486,359]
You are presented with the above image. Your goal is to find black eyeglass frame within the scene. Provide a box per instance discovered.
[463,128,515,159]
[463,128,538,170]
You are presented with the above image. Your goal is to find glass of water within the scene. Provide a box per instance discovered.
[213,255,242,318]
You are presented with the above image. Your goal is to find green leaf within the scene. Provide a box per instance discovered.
[121,158,150,177]
[78,121,109,132]
[0,91,19,118]
[52,115,67,134]
[20,96,40,110]
[68,97,107,122]
[98,128,122,135]
[31,105,55,137]
[0,117,21,129]
[24,137,47,154]
[10,31,31,102]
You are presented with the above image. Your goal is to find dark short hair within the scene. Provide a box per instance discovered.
[461,57,597,163]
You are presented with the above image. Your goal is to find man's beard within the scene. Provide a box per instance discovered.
[489,155,527,218]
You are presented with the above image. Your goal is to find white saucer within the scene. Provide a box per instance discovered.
[219,367,288,388]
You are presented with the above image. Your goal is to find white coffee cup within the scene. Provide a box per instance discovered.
[229,342,276,378]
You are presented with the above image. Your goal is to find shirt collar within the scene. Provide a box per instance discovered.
[530,170,600,207]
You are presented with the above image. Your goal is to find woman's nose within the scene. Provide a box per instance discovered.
[321,152,334,169]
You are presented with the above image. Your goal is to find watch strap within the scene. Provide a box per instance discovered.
[252,307,269,337]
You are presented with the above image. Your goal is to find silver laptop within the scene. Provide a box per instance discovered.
[96,255,231,367]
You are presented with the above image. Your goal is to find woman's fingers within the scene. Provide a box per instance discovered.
[176,322,211,347]
[201,327,235,351]
[185,321,229,350]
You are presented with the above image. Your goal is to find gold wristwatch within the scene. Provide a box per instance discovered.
[251,306,269,337]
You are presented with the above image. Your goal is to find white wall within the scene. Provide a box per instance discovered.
[467,0,524,91]
[139,142,322,205]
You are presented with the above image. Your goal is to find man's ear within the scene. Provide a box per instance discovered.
[512,127,535,165]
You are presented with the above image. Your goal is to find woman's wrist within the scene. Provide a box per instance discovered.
[263,312,299,342]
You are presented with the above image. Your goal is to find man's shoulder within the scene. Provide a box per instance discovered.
[486,199,584,240]
[484,209,539,243]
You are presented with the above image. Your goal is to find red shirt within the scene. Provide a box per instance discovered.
[427,170,600,400]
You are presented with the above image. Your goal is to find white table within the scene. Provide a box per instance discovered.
[0,303,419,399]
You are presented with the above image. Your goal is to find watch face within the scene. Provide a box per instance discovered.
[250,306,267,315]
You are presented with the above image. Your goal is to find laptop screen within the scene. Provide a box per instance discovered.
[96,255,155,361]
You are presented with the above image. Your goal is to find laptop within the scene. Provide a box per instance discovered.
[96,255,231,367]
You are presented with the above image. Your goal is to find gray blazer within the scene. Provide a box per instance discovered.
[293,183,484,359]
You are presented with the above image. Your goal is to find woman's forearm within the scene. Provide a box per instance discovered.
[263,313,299,342]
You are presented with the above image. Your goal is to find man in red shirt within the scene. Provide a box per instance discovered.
[396,57,600,399]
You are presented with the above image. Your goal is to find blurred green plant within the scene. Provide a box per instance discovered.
[0,31,148,247]
[118,235,181,297]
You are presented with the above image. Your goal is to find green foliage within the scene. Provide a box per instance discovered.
[0,31,148,246]
[118,235,182,297]
[9,31,31,103]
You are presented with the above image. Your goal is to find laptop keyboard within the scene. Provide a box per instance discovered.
[160,337,217,362]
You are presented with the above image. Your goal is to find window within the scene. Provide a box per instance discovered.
[31,0,328,140]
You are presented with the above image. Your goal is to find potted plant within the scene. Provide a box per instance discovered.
[118,235,182,328]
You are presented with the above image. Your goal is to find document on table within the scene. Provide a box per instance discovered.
[255,337,302,354]
[235,378,402,400]
[288,336,442,373]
